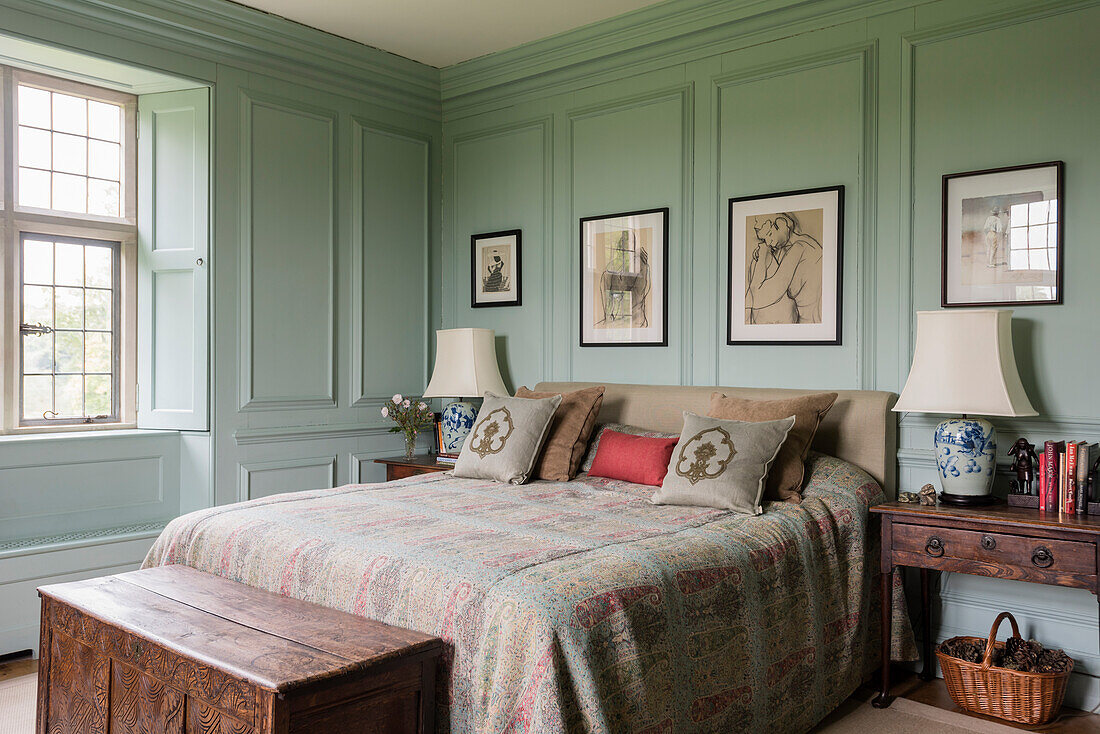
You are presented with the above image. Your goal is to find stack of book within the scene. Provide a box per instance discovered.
[435,452,459,466]
[1026,441,1099,515]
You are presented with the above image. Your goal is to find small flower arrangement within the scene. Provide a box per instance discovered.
[382,394,434,459]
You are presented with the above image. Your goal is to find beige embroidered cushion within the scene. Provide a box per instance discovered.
[453,392,563,485]
[652,412,795,515]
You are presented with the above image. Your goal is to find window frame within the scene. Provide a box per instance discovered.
[18,232,123,427]
[1,64,138,435]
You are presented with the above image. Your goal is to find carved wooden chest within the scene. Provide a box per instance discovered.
[37,565,444,733]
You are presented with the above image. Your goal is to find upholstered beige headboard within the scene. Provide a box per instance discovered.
[534,381,898,495]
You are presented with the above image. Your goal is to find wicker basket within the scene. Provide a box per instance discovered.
[936,611,1073,725]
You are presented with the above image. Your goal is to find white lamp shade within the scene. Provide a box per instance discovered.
[422,328,508,399]
[893,310,1037,417]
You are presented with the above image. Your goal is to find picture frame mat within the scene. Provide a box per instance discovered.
[943,163,1061,306]
[728,188,841,343]
[580,208,668,346]
[472,229,521,307]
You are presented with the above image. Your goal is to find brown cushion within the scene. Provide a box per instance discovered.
[515,385,606,481]
[707,391,838,503]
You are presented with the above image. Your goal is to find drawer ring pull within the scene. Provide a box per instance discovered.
[981,535,997,550]
[925,537,945,557]
[1031,547,1054,568]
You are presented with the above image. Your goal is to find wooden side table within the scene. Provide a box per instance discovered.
[374,455,451,482]
[869,502,1100,708]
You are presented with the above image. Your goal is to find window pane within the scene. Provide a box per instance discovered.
[88,101,121,142]
[1028,225,1047,249]
[55,331,84,373]
[1029,200,1049,226]
[85,375,112,416]
[52,93,87,136]
[1010,203,1028,228]
[19,126,51,169]
[85,289,112,329]
[18,86,51,128]
[52,172,87,214]
[23,285,53,326]
[1010,249,1028,270]
[88,179,121,218]
[55,287,84,328]
[1048,199,1058,223]
[88,140,120,181]
[55,375,84,417]
[86,332,112,373]
[55,242,85,286]
[1028,249,1048,270]
[23,333,54,374]
[52,132,87,175]
[1048,224,1058,247]
[85,246,112,288]
[1010,227,1027,250]
[24,240,54,284]
[23,375,53,420]
[18,167,51,208]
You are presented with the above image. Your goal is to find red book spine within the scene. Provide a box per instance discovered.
[1039,449,1047,510]
[1044,441,1057,512]
[1066,442,1077,514]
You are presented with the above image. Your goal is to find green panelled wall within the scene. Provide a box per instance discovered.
[0,0,441,653]
[440,0,1100,707]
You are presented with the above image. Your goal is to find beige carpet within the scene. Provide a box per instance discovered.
[1,671,1024,733]
[813,691,1022,733]
[0,674,35,734]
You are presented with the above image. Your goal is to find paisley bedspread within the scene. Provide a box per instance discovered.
[144,452,914,733]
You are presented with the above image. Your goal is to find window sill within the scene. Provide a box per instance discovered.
[0,427,177,444]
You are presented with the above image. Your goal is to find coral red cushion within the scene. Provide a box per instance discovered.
[587,430,679,487]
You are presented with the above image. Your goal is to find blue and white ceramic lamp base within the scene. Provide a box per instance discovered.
[934,417,998,505]
[439,401,479,454]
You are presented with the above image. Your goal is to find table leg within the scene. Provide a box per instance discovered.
[872,569,894,708]
[919,569,934,681]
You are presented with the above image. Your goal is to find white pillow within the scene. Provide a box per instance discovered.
[453,392,562,484]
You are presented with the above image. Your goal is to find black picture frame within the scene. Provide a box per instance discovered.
[471,229,522,308]
[726,185,844,346]
[579,207,670,348]
[941,161,1064,308]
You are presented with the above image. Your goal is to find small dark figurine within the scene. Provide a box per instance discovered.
[918,483,937,506]
[898,491,919,503]
[1007,438,1039,494]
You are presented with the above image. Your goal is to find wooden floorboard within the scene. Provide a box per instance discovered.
[2,657,1097,731]
[880,668,1100,733]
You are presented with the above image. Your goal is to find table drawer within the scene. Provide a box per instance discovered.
[892,523,1096,587]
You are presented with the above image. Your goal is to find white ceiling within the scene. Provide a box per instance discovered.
[232,0,670,68]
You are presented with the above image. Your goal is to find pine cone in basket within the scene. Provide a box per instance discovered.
[1002,637,1041,671]
[1034,648,1073,674]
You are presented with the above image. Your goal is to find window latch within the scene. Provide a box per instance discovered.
[20,322,54,337]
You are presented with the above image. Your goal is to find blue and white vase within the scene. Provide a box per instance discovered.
[934,417,997,503]
[440,401,478,454]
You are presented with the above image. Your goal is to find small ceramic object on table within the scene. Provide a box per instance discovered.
[918,483,937,506]
[898,491,919,503]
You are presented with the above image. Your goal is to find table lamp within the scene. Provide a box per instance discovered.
[893,310,1037,505]
[422,328,509,454]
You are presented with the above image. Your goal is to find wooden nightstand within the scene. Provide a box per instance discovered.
[374,455,451,482]
[869,502,1100,708]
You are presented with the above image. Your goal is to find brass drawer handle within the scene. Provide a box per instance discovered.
[925,537,945,557]
[1031,547,1054,568]
[981,535,996,550]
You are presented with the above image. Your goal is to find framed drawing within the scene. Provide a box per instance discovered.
[579,207,669,347]
[471,230,521,307]
[727,186,843,345]
[942,161,1063,307]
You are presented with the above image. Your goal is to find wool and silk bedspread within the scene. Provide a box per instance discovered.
[144,453,914,733]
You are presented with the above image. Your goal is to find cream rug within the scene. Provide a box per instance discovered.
[0,671,1024,734]
[0,674,35,734]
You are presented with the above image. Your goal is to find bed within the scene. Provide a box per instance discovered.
[144,382,914,733]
